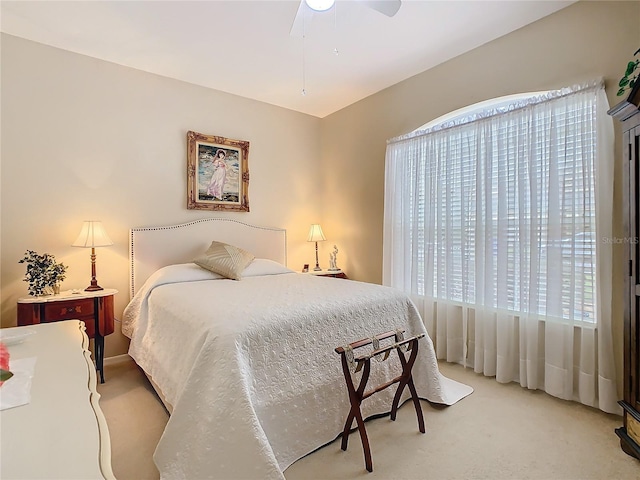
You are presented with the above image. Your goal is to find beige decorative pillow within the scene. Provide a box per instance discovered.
[194,241,255,280]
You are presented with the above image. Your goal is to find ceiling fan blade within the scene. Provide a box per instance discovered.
[290,0,315,37]
[358,0,401,17]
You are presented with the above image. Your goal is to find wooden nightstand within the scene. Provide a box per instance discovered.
[17,289,117,383]
[308,270,348,279]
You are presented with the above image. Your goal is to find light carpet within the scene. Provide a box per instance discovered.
[98,357,638,479]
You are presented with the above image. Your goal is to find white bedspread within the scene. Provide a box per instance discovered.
[123,264,473,479]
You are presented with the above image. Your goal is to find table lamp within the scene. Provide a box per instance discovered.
[72,220,113,291]
[307,224,326,271]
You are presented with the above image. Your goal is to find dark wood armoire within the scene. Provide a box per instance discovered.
[609,83,640,460]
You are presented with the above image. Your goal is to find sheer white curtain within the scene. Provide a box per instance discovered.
[383,81,619,413]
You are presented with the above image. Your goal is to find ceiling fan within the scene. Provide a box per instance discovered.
[289,0,402,37]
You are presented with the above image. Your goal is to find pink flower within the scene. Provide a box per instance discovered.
[0,341,13,386]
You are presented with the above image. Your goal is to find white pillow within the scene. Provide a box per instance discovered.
[242,258,295,277]
[157,263,224,281]
[194,241,255,280]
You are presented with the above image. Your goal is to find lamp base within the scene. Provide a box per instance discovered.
[313,241,322,271]
[85,284,104,292]
[85,248,103,292]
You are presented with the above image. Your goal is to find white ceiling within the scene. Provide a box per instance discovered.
[0,0,575,118]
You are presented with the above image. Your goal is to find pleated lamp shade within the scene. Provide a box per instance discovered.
[307,224,326,243]
[72,221,113,248]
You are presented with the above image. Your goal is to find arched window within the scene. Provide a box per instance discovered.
[386,85,598,319]
[383,80,618,413]
[418,91,548,130]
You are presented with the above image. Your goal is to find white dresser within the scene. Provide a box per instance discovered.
[0,320,114,479]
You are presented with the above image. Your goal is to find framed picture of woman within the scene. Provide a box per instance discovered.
[187,131,250,212]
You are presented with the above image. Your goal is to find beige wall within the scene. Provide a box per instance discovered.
[0,34,322,356]
[321,0,640,397]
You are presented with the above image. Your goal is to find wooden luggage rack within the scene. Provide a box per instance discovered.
[335,329,426,472]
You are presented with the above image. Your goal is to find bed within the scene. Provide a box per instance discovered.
[122,218,473,479]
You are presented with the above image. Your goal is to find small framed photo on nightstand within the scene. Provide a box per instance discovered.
[302,264,309,273]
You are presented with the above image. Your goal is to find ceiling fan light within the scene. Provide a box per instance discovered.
[305,0,335,12]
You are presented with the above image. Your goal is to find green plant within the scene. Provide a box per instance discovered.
[18,250,68,296]
[617,47,640,97]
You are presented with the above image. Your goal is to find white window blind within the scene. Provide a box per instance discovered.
[386,86,597,323]
[383,80,619,414]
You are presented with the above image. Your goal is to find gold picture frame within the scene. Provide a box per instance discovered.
[187,131,250,212]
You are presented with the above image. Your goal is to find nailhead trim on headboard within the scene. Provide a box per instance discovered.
[129,218,287,299]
